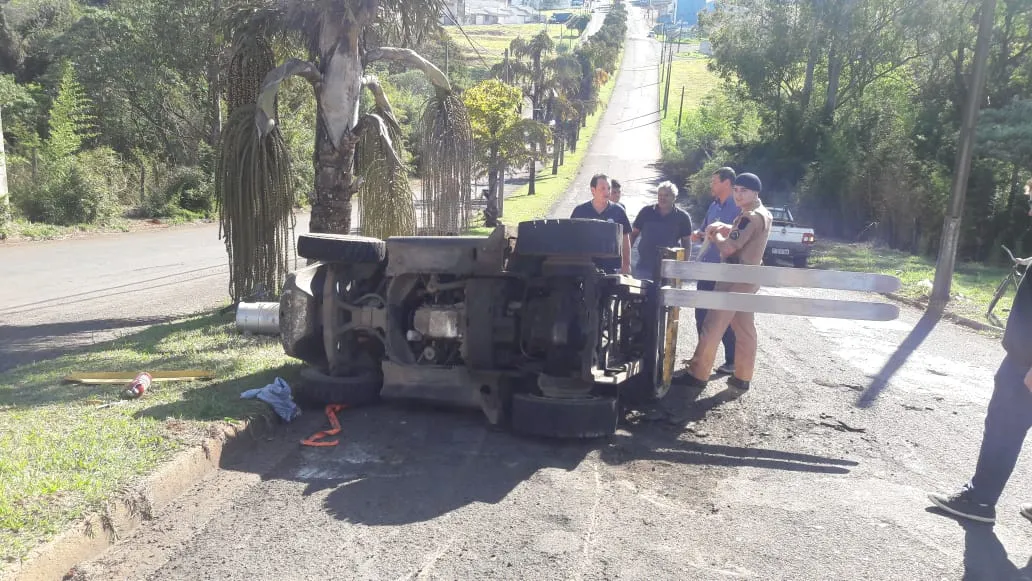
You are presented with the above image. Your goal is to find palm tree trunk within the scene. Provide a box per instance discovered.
[311,117,357,234]
[528,154,536,196]
[485,165,499,227]
[309,22,365,235]
[552,130,560,175]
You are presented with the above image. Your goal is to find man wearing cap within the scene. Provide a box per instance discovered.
[664,173,771,416]
[692,167,741,375]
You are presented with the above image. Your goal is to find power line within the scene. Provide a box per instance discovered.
[442,4,491,70]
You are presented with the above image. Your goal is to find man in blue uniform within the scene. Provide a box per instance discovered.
[630,181,693,280]
[570,173,632,274]
[928,178,1032,526]
[691,167,741,375]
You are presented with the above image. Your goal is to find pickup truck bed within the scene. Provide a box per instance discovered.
[764,207,815,268]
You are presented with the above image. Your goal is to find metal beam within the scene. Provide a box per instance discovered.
[659,261,902,293]
[659,288,900,321]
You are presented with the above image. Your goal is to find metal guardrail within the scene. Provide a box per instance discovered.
[657,260,902,322]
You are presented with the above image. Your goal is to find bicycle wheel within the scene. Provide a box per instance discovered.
[986,274,1017,324]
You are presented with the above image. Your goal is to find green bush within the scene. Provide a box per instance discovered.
[12,156,121,226]
[144,166,214,219]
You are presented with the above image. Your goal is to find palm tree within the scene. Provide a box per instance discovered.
[226,0,473,236]
[509,31,555,196]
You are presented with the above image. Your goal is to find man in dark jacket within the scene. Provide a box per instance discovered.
[928,178,1032,525]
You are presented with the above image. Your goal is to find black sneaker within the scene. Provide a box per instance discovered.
[727,376,750,391]
[1021,503,1032,524]
[928,489,996,524]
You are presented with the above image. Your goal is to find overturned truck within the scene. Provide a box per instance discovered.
[275,218,901,439]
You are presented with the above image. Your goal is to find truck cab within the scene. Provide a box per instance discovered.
[764,207,815,268]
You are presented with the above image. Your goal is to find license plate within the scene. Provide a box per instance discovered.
[771,248,789,255]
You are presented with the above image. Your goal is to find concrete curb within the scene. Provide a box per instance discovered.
[882,292,1003,334]
[1,412,279,581]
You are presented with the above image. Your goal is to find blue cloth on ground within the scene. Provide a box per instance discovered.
[240,377,301,422]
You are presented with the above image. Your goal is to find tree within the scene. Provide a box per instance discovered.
[508,31,555,196]
[44,63,95,161]
[464,79,549,227]
[231,0,473,235]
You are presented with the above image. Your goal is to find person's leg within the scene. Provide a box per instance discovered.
[694,280,715,337]
[728,311,757,383]
[721,319,737,367]
[928,357,1032,523]
[967,358,1032,505]
[687,309,734,382]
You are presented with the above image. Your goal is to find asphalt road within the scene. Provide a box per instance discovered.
[17,5,1032,580]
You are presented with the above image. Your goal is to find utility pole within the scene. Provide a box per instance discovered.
[929,0,996,311]
[663,33,674,116]
[676,86,685,132]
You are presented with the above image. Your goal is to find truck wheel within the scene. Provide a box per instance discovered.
[297,233,387,263]
[293,367,382,408]
[515,219,621,258]
[793,256,808,268]
[510,393,618,439]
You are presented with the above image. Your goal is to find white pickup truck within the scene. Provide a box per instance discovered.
[764,207,815,268]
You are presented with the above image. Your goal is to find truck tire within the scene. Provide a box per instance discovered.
[297,233,387,263]
[510,393,618,439]
[293,367,383,408]
[515,219,621,259]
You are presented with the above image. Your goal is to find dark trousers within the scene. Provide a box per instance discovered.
[694,279,736,366]
[967,355,1032,505]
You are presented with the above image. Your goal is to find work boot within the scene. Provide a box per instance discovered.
[1021,503,1032,524]
[727,375,750,391]
[927,489,996,524]
[715,362,735,375]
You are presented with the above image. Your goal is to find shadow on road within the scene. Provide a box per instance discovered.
[0,316,176,373]
[926,507,1032,580]
[856,309,942,409]
[216,376,860,529]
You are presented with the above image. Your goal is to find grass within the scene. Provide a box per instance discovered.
[0,212,217,243]
[0,311,301,569]
[658,50,720,155]
[812,241,1016,325]
[465,47,626,236]
[446,19,589,68]
[0,217,132,242]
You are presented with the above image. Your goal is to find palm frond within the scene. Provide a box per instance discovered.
[420,90,474,235]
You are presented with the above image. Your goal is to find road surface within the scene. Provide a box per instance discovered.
[13,5,1032,581]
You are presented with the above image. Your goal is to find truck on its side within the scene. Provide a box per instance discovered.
[764,207,815,268]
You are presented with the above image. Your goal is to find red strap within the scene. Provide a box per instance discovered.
[301,404,346,447]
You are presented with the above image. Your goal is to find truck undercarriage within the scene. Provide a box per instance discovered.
[278,219,677,438]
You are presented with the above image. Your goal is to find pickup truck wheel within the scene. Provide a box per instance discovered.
[297,233,387,263]
[293,367,383,408]
[515,219,621,258]
[510,393,618,439]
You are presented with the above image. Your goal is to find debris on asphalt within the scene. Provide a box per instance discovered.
[240,377,301,422]
[302,404,346,447]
